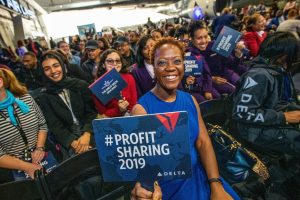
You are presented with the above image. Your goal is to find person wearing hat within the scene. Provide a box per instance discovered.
[81,40,101,83]
[115,36,136,69]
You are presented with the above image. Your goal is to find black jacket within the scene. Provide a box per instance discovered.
[36,80,97,149]
[16,65,44,90]
[81,59,96,83]
[232,56,300,141]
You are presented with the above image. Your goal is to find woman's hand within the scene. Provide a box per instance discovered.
[284,111,300,124]
[31,148,45,164]
[131,182,162,200]
[75,132,91,154]
[210,182,233,200]
[212,76,227,85]
[24,162,42,179]
[118,99,129,113]
[186,76,196,85]
[204,92,213,100]
[235,41,246,58]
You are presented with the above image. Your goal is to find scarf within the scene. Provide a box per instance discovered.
[0,90,30,126]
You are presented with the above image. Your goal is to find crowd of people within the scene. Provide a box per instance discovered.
[0,0,300,199]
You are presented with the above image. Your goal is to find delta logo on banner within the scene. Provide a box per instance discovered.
[92,111,192,184]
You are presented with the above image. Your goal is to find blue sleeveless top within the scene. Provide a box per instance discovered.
[138,90,240,200]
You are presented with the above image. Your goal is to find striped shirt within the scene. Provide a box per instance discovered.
[0,94,47,158]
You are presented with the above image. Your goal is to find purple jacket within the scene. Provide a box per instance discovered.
[186,45,213,93]
[131,63,156,98]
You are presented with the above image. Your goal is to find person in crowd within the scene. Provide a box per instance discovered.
[266,10,284,31]
[0,67,47,182]
[16,40,28,58]
[232,31,300,156]
[131,35,156,98]
[81,40,101,83]
[129,31,139,54]
[164,23,174,36]
[17,52,44,91]
[97,37,110,52]
[277,9,300,35]
[115,36,136,69]
[26,38,43,59]
[187,21,246,97]
[49,37,57,50]
[93,49,137,118]
[185,22,218,102]
[151,29,164,41]
[243,13,267,58]
[256,1,266,14]
[0,45,12,65]
[57,41,81,66]
[75,40,86,60]
[212,7,237,37]
[49,49,89,82]
[283,0,297,16]
[131,37,240,200]
[37,52,97,157]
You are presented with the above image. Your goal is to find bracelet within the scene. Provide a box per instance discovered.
[35,147,45,151]
[208,177,223,185]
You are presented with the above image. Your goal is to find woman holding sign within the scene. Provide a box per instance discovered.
[38,52,97,157]
[0,67,47,182]
[131,38,239,200]
[93,49,137,117]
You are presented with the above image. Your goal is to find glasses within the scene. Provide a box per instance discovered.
[105,59,122,65]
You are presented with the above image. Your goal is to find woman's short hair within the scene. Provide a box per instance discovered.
[150,37,185,66]
[0,67,27,97]
[136,35,153,67]
[259,31,300,67]
[97,37,111,51]
[98,49,127,77]
[188,20,208,39]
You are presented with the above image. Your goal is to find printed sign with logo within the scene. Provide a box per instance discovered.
[211,26,242,57]
[13,151,58,181]
[89,68,127,105]
[93,111,192,183]
[184,56,203,77]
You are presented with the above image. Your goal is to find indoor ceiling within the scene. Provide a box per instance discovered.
[35,0,180,12]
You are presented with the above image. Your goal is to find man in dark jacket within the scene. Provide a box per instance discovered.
[115,36,136,69]
[81,40,100,83]
[17,51,44,90]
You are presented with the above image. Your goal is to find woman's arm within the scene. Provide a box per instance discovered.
[0,155,41,179]
[192,97,233,200]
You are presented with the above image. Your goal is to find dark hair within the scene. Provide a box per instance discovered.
[57,41,67,48]
[288,9,298,18]
[97,49,127,78]
[136,35,153,67]
[175,27,188,38]
[150,37,185,65]
[17,40,24,48]
[23,51,37,58]
[97,37,110,51]
[259,31,299,68]
[151,29,164,37]
[188,20,207,39]
[41,51,67,76]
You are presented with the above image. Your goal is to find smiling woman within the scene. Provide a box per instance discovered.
[130,38,240,200]
[37,51,97,159]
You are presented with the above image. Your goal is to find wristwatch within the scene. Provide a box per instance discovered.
[35,147,45,151]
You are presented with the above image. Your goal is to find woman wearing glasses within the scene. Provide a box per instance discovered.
[93,49,137,118]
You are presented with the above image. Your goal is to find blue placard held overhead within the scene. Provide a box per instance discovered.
[89,68,127,105]
[211,26,242,57]
[184,55,203,77]
[93,111,192,184]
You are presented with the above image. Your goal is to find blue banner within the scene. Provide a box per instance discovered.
[184,55,203,76]
[89,68,127,105]
[211,26,242,57]
[93,111,192,183]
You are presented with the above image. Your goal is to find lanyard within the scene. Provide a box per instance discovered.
[0,106,28,147]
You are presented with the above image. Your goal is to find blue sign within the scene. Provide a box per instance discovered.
[211,26,242,58]
[13,151,58,181]
[93,111,192,183]
[89,68,127,105]
[184,55,203,76]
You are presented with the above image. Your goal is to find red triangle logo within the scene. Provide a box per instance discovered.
[156,112,180,133]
